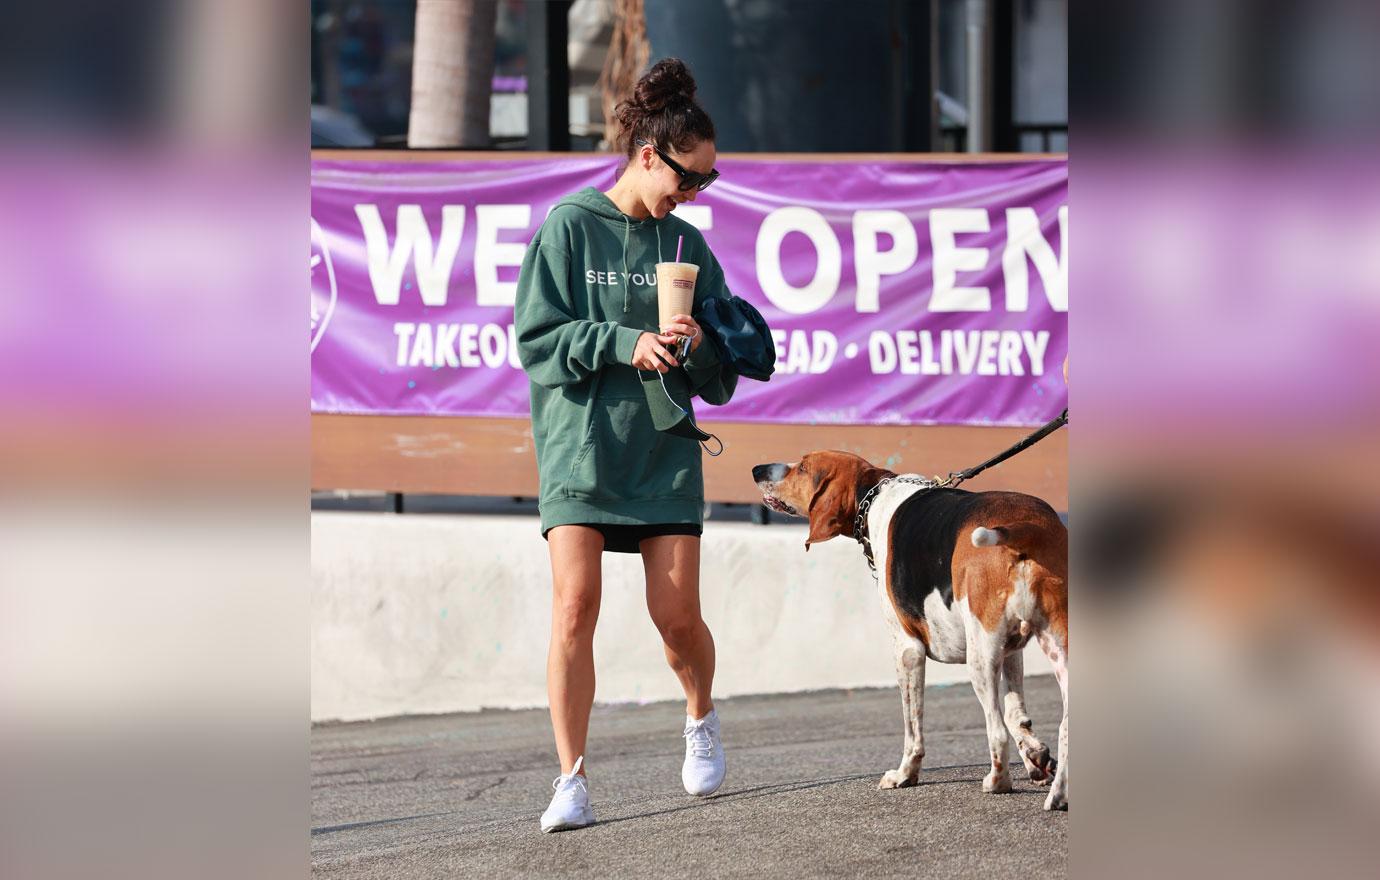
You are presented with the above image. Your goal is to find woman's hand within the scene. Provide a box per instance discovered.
[660,314,704,354]
[632,331,682,372]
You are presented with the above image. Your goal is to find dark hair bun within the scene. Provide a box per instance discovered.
[613,57,715,157]
[632,58,697,113]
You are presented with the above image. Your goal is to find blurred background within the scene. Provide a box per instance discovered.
[308,0,1067,153]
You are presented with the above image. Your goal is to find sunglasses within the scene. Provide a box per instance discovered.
[636,139,720,192]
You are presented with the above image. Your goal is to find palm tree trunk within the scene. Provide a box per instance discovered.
[598,0,649,149]
[409,0,499,147]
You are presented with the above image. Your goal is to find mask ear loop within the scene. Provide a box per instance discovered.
[656,366,723,456]
[679,328,721,454]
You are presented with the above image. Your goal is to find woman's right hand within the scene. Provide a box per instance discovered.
[632,331,681,372]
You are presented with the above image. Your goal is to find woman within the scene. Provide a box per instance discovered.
[514,58,738,833]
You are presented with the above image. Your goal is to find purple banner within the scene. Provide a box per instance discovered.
[311,156,1066,427]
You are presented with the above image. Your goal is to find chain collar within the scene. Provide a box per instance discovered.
[853,475,949,579]
[854,409,1068,579]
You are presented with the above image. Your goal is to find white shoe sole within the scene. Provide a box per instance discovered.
[684,770,725,797]
[540,813,594,833]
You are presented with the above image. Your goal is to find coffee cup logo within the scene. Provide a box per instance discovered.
[310,217,337,354]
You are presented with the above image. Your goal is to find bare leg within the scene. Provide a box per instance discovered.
[546,526,604,775]
[1002,651,1055,784]
[641,534,715,719]
[879,635,927,788]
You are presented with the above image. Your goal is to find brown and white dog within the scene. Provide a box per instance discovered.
[752,451,1069,811]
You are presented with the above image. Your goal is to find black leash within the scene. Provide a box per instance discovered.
[853,408,1068,577]
[941,407,1068,490]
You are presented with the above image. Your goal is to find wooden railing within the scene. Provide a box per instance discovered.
[312,415,1067,510]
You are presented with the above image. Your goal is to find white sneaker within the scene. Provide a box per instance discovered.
[540,756,595,833]
[682,709,726,796]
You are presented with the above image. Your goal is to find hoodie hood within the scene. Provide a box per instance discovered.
[554,186,664,226]
[556,187,668,312]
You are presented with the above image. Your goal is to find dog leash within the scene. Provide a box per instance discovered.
[852,408,1069,578]
[941,408,1068,490]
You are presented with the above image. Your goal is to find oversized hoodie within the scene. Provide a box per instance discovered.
[514,187,738,533]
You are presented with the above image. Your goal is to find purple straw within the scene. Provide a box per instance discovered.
[675,235,683,263]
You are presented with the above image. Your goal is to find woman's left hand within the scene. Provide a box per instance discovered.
[661,314,704,355]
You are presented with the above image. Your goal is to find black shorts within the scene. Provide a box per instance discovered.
[543,522,702,554]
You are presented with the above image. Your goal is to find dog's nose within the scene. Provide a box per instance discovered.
[752,463,784,483]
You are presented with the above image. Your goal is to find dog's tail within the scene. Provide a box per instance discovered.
[970,524,1046,555]
[971,526,1006,548]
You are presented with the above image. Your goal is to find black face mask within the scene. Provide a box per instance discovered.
[639,366,722,453]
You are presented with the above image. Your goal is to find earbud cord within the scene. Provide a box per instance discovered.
[655,340,723,457]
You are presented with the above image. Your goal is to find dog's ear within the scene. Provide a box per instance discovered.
[805,474,852,550]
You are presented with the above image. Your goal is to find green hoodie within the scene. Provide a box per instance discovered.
[514,187,739,534]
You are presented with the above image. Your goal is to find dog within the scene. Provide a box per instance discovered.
[752,451,1068,811]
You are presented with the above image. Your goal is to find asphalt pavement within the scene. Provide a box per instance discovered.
[312,677,1067,879]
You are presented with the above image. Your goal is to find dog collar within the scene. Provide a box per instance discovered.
[854,476,938,579]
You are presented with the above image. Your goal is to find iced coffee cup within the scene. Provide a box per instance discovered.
[656,261,699,336]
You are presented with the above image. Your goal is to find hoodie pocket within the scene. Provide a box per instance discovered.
[563,395,699,502]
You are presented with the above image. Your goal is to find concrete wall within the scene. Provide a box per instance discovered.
[311,512,1052,722]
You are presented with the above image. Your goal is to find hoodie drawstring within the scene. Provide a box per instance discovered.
[621,215,631,313]
[621,211,663,314]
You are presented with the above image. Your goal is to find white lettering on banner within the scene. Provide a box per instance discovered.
[436,323,461,367]
[786,331,810,374]
[475,204,532,307]
[1021,330,1049,375]
[929,208,991,312]
[506,324,522,368]
[999,331,1023,375]
[756,207,842,314]
[867,330,1050,376]
[897,330,922,375]
[919,331,940,374]
[953,330,979,373]
[356,204,465,306]
[480,324,507,368]
[394,323,525,370]
[675,205,713,232]
[459,324,481,367]
[977,330,1000,376]
[1003,206,1068,312]
[853,210,919,313]
[352,202,1065,319]
[870,332,897,374]
[810,331,838,373]
[768,329,838,375]
[394,322,416,365]
[409,322,434,366]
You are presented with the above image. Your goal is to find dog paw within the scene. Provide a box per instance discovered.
[982,770,1013,794]
[1043,788,1068,811]
[879,770,918,789]
[1021,744,1056,785]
